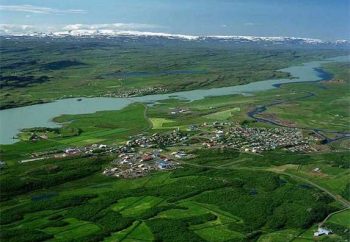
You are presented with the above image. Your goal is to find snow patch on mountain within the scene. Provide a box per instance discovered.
[0,27,348,46]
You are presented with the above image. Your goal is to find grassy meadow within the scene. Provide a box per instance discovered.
[0,38,349,241]
[0,37,347,109]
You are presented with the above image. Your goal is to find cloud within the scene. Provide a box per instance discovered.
[0,23,161,35]
[62,23,159,31]
[0,24,36,35]
[0,4,86,14]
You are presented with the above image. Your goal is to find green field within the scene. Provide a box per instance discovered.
[0,37,347,109]
[1,39,350,242]
[150,118,177,129]
[1,82,350,241]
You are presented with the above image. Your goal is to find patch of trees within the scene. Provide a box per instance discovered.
[326,152,350,169]
[22,126,82,138]
[341,183,350,200]
[0,194,97,225]
[193,178,336,232]
[0,157,105,201]
[41,60,87,70]
[0,228,53,242]
[0,150,340,240]
[189,148,240,165]
[0,75,50,88]
[138,205,188,220]
[0,47,31,54]
[170,166,210,178]
[325,222,349,240]
[22,127,60,133]
[145,175,233,203]
[0,99,47,110]
[1,60,37,70]
[146,215,216,242]
[246,151,313,166]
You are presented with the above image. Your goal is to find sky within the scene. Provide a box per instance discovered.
[0,0,349,40]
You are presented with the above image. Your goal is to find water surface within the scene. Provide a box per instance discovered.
[0,55,348,145]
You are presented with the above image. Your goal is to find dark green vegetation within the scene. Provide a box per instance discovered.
[0,39,349,241]
[0,153,343,242]
[0,37,347,109]
[1,77,349,241]
[0,75,50,88]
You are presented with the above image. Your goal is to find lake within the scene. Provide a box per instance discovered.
[0,55,349,144]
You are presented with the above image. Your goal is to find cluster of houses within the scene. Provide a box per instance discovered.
[103,149,179,178]
[15,120,316,180]
[170,108,191,115]
[21,143,117,163]
[19,128,192,166]
[104,87,168,98]
[101,131,192,178]
[200,122,313,153]
[125,129,189,148]
[19,120,315,165]
[18,135,185,178]
[52,144,118,158]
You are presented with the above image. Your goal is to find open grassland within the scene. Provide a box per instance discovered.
[0,54,349,241]
[262,62,350,132]
[257,229,302,242]
[0,103,149,166]
[0,37,347,109]
[150,118,176,130]
[327,209,350,228]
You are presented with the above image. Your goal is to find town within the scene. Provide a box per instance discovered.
[16,121,317,178]
[103,86,168,98]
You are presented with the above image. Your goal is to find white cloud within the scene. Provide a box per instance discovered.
[0,24,36,35]
[0,23,161,35]
[62,23,159,31]
[0,4,86,14]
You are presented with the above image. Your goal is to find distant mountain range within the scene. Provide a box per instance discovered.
[2,30,349,47]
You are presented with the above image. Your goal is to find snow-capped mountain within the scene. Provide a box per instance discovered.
[1,30,349,47]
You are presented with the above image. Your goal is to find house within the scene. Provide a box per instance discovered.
[187,125,198,131]
[39,134,48,140]
[313,167,321,172]
[314,227,332,237]
[172,151,187,159]
[215,130,224,138]
[64,148,80,155]
[152,149,162,157]
[157,160,172,170]
[141,155,153,162]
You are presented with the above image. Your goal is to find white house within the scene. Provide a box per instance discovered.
[314,227,332,237]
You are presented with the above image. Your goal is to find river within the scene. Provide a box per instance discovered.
[0,55,349,145]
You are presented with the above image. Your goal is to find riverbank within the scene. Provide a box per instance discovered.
[0,55,349,145]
